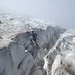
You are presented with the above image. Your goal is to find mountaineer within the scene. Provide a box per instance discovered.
[30,30,39,47]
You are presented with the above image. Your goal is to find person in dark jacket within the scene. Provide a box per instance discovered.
[30,30,39,47]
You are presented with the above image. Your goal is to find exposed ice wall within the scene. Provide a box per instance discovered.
[0,14,66,75]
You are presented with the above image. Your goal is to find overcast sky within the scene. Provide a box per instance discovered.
[0,0,75,29]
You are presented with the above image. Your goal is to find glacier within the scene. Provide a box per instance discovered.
[0,14,75,75]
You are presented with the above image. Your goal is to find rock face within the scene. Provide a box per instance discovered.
[1,13,75,75]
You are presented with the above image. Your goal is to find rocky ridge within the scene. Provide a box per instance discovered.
[0,14,74,75]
